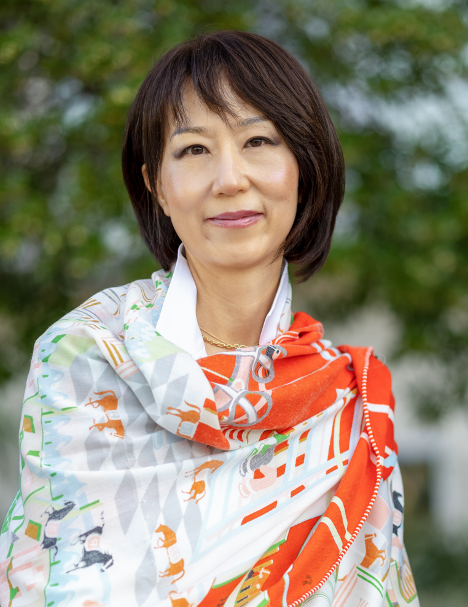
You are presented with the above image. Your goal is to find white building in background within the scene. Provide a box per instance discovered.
[1,305,468,543]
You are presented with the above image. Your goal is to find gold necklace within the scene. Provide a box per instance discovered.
[199,326,258,350]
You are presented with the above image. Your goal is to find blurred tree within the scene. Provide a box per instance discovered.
[0,0,467,419]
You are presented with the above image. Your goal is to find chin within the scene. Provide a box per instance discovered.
[210,243,277,271]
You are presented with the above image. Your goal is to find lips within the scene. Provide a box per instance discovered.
[206,210,263,228]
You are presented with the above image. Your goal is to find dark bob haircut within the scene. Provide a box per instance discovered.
[122,30,345,282]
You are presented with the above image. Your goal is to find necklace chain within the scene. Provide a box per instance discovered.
[199,326,258,350]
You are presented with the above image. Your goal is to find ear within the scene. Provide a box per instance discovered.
[141,164,152,192]
[142,164,171,217]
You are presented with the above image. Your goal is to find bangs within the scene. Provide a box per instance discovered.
[158,32,317,139]
[164,68,241,135]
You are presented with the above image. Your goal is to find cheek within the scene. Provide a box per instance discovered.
[258,153,299,195]
[160,163,207,214]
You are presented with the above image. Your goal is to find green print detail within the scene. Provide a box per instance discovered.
[265,539,286,552]
[1,492,21,534]
[389,560,418,603]
[23,414,35,433]
[357,574,383,597]
[131,304,140,310]
[24,486,46,505]
[135,335,186,362]
[80,499,100,510]
[274,431,291,444]
[10,587,19,601]
[212,571,250,589]
[51,334,66,344]
[356,566,384,597]
[47,334,95,367]
[25,519,42,541]
[13,515,25,534]
[386,592,397,607]
[23,391,40,406]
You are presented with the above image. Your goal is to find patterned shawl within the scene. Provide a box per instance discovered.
[0,270,418,607]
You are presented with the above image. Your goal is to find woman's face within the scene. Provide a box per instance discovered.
[148,85,300,272]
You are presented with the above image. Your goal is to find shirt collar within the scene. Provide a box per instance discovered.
[156,244,290,360]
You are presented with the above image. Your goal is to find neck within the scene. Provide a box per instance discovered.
[185,252,283,355]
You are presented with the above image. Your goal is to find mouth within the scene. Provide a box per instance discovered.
[206,210,263,229]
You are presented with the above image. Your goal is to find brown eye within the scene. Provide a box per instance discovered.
[249,138,265,148]
[189,145,204,155]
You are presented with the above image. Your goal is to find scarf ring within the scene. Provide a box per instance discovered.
[0,271,418,607]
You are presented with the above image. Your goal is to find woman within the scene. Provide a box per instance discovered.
[0,31,418,607]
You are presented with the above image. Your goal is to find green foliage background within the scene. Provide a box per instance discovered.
[1,0,468,601]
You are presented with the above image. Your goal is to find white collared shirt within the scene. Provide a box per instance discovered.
[155,245,290,360]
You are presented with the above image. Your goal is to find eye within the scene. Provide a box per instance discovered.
[246,137,268,148]
[186,145,205,155]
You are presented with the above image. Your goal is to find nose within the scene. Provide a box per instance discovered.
[211,145,250,197]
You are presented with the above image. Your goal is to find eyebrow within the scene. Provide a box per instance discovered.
[170,115,269,139]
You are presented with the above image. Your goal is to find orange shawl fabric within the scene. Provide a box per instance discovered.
[192,312,397,605]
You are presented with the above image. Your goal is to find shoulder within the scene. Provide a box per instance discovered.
[35,270,172,353]
[24,271,172,409]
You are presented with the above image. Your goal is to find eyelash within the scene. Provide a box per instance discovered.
[176,136,276,158]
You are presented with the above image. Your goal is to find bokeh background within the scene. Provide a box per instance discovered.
[1,0,468,603]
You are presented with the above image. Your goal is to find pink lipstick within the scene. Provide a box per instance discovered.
[207,210,263,228]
